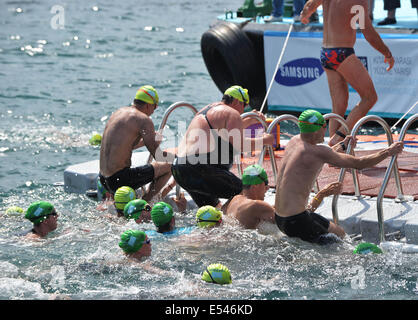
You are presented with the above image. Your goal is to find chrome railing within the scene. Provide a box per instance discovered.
[147,102,198,164]
[323,113,361,198]
[331,115,404,226]
[146,102,198,198]
[263,114,300,184]
[239,112,278,183]
[376,113,417,242]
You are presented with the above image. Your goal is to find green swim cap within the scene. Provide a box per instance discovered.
[114,186,136,211]
[119,229,147,253]
[201,263,232,285]
[298,109,325,133]
[89,133,102,146]
[196,206,223,228]
[25,201,55,225]
[123,199,150,220]
[151,202,173,227]
[224,85,249,105]
[242,164,268,186]
[134,85,159,105]
[353,242,383,254]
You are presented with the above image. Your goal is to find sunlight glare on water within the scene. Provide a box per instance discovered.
[0,0,417,300]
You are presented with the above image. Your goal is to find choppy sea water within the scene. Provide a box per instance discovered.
[0,0,417,300]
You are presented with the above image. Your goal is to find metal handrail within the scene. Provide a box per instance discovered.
[323,113,361,197]
[147,102,198,164]
[146,102,198,199]
[239,112,276,182]
[331,115,404,225]
[264,114,300,183]
[376,113,418,243]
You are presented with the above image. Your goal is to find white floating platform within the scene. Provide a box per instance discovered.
[64,148,418,245]
[64,151,149,194]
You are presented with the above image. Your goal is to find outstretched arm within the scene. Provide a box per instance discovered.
[319,142,404,170]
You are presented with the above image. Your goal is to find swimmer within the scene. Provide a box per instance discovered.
[196,206,223,228]
[224,164,340,231]
[150,202,176,233]
[99,85,175,202]
[23,201,58,239]
[119,230,151,261]
[114,186,136,217]
[274,109,404,244]
[148,202,197,237]
[201,263,232,285]
[171,85,275,208]
[301,1,395,148]
[223,164,275,230]
[123,199,152,223]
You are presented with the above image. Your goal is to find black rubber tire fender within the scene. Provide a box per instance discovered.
[201,22,265,108]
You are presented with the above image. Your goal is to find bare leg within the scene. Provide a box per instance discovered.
[324,68,349,145]
[143,162,172,202]
[328,55,377,146]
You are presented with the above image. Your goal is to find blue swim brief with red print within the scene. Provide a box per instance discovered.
[320,47,355,71]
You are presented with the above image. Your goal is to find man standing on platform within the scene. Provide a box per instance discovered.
[301,0,395,149]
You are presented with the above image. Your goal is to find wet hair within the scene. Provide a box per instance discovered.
[221,94,234,105]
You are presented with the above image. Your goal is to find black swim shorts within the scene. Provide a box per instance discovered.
[275,211,331,244]
[171,157,242,207]
[99,164,155,194]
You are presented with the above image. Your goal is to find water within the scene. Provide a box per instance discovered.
[0,0,417,300]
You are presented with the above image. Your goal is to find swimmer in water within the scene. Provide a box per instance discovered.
[123,199,153,223]
[150,202,177,234]
[114,186,137,217]
[23,201,58,239]
[223,164,275,229]
[119,229,152,261]
[122,189,188,224]
[224,164,341,231]
[196,205,223,229]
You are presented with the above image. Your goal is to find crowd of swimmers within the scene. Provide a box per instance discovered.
[16,0,408,285]
[17,79,404,286]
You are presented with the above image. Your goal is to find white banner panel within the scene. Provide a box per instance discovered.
[264,31,418,119]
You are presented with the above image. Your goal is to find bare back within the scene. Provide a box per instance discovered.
[100,106,155,177]
[177,103,241,158]
[275,136,328,217]
[322,0,361,47]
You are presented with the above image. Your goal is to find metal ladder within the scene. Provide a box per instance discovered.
[376,114,418,242]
